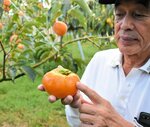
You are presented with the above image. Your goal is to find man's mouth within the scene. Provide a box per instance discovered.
[119,34,139,45]
[120,35,138,41]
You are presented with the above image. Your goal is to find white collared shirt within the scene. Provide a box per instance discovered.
[65,48,150,127]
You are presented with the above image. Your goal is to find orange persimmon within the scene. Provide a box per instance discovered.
[42,66,80,99]
[52,21,68,36]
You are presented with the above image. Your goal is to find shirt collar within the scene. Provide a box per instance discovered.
[110,50,150,74]
[110,50,122,67]
[139,59,150,74]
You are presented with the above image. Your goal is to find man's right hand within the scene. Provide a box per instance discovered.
[37,84,82,108]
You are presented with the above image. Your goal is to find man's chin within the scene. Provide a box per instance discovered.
[118,47,136,56]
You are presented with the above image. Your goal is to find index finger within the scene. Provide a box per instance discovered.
[76,82,105,105]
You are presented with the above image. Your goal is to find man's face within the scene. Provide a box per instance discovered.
[114,1,150,56]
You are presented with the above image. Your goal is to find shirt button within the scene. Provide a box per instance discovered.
[128,84,131,87]
[119,96,126,101]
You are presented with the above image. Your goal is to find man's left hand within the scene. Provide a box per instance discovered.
[77,82,134,127]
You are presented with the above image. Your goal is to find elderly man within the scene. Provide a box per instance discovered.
[38,0,150,126]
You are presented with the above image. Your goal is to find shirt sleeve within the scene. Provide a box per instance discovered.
[65,105,81,127]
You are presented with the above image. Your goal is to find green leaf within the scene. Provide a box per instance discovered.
[68,7,87,30]
[48,1,62,25]
[22,66,36,82]
[12,13,19,21]
[35,15,46,24]
[72,0,92,17]
[6,23,18,33]
[62,0,71,17]
[24,21,36,28]
[0,7,3,18]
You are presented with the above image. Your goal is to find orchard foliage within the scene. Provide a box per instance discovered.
[0,0,116,82]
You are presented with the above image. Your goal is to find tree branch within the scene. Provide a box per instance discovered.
[0,73,25,82]
[62,35,112,47]
[0,35,113,82]
[0,41,7,79]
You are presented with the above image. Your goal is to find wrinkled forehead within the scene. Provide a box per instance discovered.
[115,0,150,9]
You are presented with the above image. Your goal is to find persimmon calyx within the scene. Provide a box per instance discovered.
[57,65,72,75]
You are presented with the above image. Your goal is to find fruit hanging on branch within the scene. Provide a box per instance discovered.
[3,5,10,12]
[42,66,80,99]
[17,44,25,50]
[0,22,3,30]
[52,21,68,36]
[3,0,11,12]
[10,34,18,42]
[37,2,43,9]
[3,0,11,6]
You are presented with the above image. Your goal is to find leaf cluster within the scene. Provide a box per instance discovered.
[0,0,116,82]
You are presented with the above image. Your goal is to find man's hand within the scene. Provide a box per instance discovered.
[37,84,82,108]
[76,82,135,127]
[38,84,58,102]
[38,83,134,127]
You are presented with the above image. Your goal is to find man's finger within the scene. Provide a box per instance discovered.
[48,95,57,103]
[61,95,73,105]
[80,122,93,127]
[80,113,95,125]
[79,103,96,115]
[37,84,45,91]
[76,82,105,104]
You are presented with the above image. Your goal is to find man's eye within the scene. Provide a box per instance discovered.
[134,14,144,17]
[133,13,147,18]
[115,13,124,17]
[115,13,124,20]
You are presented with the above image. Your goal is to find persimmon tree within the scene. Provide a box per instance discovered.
[0,0,115,82]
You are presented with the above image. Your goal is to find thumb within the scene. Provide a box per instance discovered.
[76,82,105,105]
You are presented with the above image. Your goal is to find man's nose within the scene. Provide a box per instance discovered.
[120,15,134,30]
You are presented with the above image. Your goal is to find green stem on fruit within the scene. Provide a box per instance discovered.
[57,66,72,75]
[59,69,71,75]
